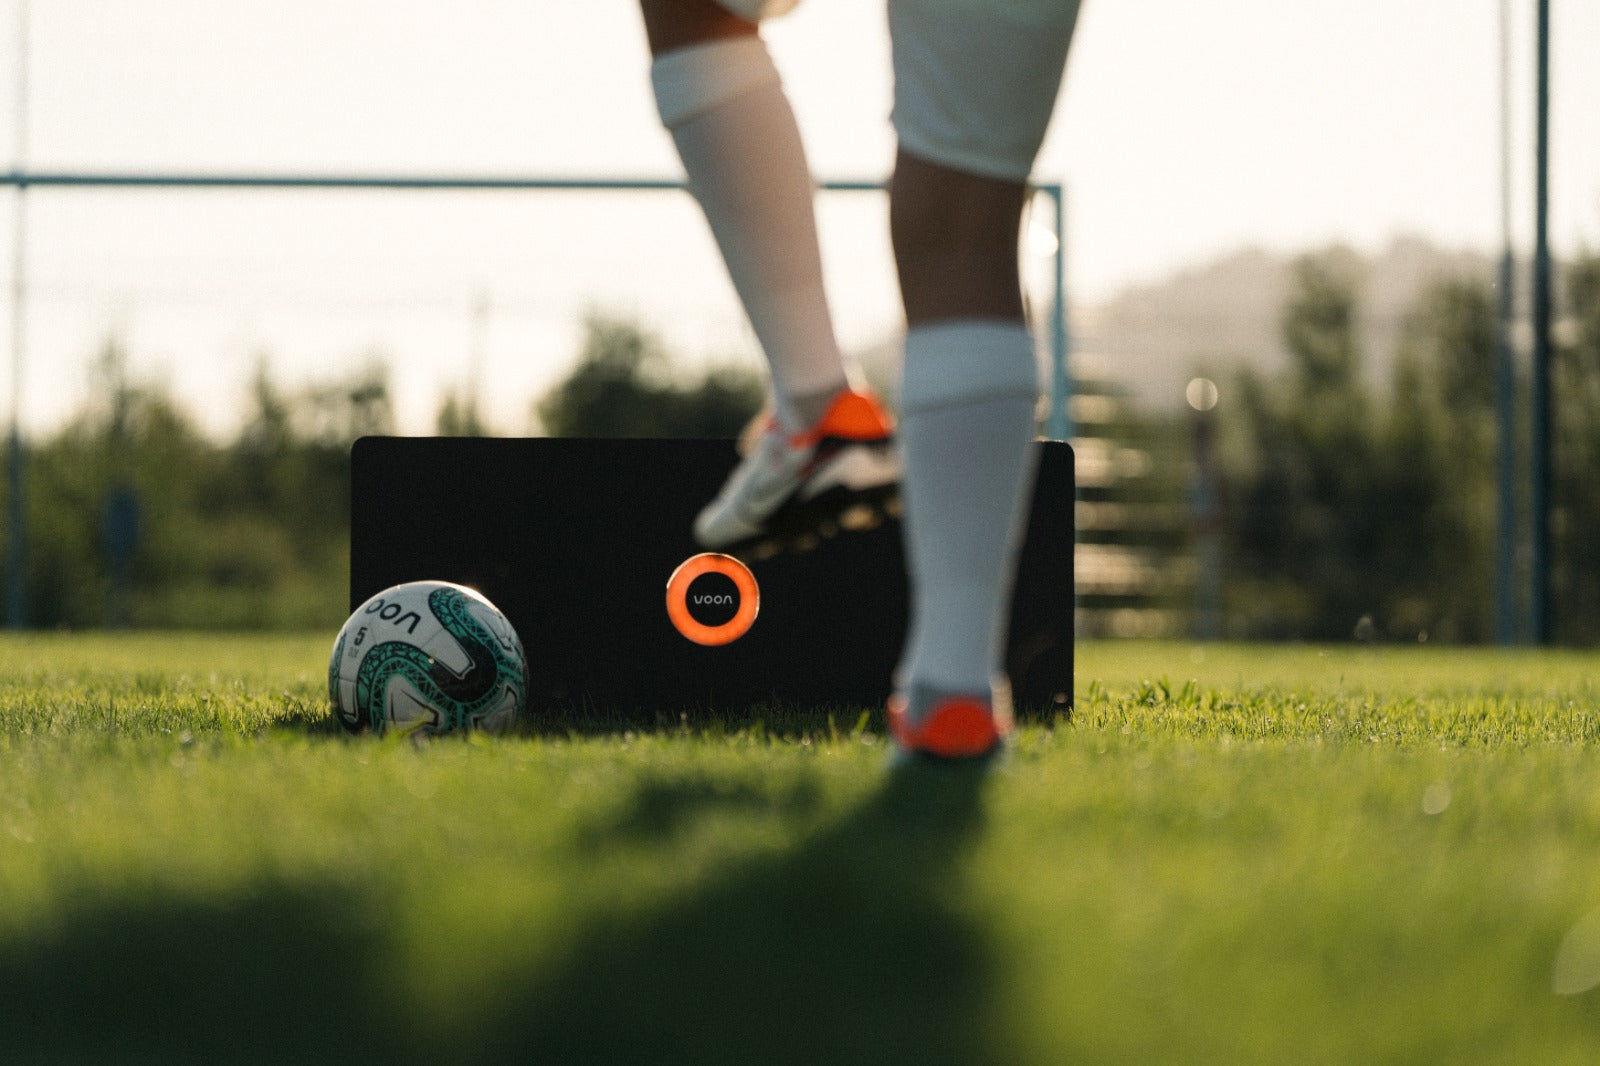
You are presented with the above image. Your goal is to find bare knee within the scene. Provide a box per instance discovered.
[890,150,1029,326]
[639,0,757,56]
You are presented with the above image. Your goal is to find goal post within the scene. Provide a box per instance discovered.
[1,168,1073,628]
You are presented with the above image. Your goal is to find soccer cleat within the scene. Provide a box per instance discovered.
[887,684,1014,762]
[694,389,900,557]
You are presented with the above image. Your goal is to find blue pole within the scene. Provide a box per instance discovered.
[1494,0,1518,645]
[1496,247,1518,645]
[1043,185,1072,442]
[1529,0,1552,644]
[5,0,29,630]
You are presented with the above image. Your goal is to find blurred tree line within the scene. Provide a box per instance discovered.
[6,345,392,629]
[536,313,764,438]
[0,313,762,630]
[1217,247,1600,643]
[7,268,1600,643]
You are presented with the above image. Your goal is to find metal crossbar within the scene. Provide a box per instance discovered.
[0,169,1070,440]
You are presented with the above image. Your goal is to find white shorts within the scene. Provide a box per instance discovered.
[889,0,1080,183]
[714,0,1078,182]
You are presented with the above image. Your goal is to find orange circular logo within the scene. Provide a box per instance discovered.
[666,553,760,646]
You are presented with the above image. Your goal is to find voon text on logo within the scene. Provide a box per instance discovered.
[665,552,760,646]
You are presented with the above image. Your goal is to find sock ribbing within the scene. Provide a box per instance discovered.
[650,37,781,129]
[897,320,1041,694]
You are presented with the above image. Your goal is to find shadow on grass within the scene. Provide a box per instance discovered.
[0,765,1003,1065]
[573,769,827,850]
[472,760,1007,1066]
[0,881,407,1065]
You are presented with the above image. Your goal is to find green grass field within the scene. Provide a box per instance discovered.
[2,634,1600,1064]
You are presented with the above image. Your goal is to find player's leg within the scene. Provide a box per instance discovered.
[885,0,1079,760]
[644,0,846,428]
[641,0,899,555]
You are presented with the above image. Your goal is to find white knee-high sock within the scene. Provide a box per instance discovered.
[651,37,848,431]
[897,320,1041,698]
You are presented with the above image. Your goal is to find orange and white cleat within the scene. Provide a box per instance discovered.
[887,686,1014,763]
[694,389,900,557]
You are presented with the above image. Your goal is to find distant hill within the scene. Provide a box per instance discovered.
[1073,236,1494,410]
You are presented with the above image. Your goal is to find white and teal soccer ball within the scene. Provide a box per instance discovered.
[328,581,528,737]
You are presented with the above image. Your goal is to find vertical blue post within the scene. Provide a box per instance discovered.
[1043,184,1072,442]
[5,0,29,629]
[1494,0,1518,645]
[1496,248,1518,645]
[5,179,25,628]
[1529,0,1552,644]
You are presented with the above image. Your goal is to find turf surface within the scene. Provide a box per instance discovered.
[1,634,1598,1064]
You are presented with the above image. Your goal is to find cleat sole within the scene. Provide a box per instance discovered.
[711,481,901,561]
[838,504,878,531]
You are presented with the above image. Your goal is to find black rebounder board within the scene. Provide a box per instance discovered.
[349,437,1073,719]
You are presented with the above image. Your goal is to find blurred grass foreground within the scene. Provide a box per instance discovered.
[1,636,1599,1063]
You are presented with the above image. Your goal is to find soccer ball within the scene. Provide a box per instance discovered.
[328,581,528,737]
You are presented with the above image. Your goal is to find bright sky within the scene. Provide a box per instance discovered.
[2,0,1597,434]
